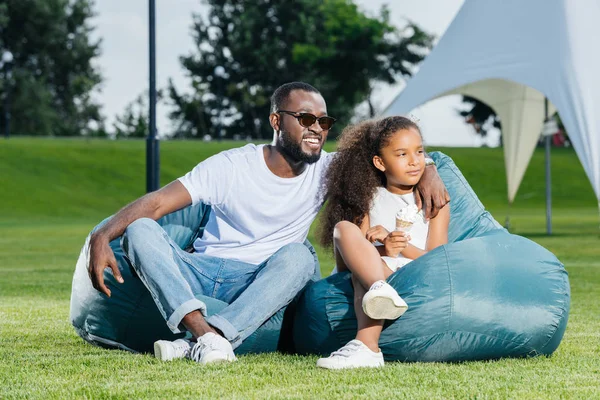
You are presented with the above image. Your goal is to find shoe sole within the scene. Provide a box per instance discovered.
[201,352,237,364]
[316,359,384,369]
[362,295,408,320]
[154,341,173,361]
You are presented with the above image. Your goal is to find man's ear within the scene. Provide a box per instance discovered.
[269,113,280,132]
[373,155,385,172]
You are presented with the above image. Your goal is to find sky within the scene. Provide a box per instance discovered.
[90,0,500,147]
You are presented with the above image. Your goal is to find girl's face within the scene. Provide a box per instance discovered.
[373,128,425,191]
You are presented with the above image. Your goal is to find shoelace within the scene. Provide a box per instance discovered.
[189,338,217,362]
[331,341,363,358]
[174,341,191,358]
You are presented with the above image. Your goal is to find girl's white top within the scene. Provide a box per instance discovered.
[369,187,429,272]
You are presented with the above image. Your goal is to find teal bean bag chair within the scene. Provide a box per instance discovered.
[69,203,318,354]
[293,152,570,362]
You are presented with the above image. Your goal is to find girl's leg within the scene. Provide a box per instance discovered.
[317,222,400,369]
[334,221,395,352]
[352,263,394,352]
[334,221,386,288]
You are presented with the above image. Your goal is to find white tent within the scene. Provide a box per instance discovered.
[438,80,555,204]
[383,0,600,210]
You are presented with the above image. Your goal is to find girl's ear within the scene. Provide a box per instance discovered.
[373,155,386,172]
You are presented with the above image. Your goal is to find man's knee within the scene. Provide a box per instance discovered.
[123,218,161,252]
[271,242,315,282]
[125,217,158,237]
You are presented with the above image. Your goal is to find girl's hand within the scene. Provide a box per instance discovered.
[366,225,390,244]
[383,231,410,257]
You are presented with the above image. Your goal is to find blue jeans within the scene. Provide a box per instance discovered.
[121,218,316,349]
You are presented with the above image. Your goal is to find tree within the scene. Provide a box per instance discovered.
[458,96,501,138]
[113,90,164,139]
[113,94,149,139]
[458,96,570,147]
[169,0,434,139]
[167,78,213,139]
[0,0,103,136]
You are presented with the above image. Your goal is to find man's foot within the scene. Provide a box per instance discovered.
[362,280,408,320]
[189,332,237,364]
[316,340,384,369]
[154,338,192,361]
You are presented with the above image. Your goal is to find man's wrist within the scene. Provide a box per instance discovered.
[90,230,109,244]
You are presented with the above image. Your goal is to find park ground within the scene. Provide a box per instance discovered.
[1,138,599,399]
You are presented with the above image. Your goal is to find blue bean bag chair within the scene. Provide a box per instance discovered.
[69,203,319,354]
[292,152,570,362]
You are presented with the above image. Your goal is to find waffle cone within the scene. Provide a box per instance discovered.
[395,218,413,231]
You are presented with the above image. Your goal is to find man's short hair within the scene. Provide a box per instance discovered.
[270,82,321,113]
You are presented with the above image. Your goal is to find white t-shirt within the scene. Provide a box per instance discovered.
[178,144,333,265]
[369,187,429,271]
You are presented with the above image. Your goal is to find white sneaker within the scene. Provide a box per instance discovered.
[362,280,408,320]
[316,340,384,369]
[189,332,237,364]
[154,338,192,361]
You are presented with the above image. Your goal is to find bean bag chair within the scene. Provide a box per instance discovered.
[69,203,318,354]
[293,152,570,362]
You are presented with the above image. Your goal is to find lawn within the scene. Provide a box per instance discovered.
[0,138,599,399]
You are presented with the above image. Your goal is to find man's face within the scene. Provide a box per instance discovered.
[273,90,330,164]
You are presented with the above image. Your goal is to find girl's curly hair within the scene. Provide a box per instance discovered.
[318,116,421,249]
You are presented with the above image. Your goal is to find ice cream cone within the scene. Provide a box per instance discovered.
[395,218,413,232]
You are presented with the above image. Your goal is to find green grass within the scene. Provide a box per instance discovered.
[1,138,599,399]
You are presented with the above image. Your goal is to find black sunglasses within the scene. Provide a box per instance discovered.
[277,110,337,130]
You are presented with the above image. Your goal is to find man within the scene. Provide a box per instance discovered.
[88,82,448,364]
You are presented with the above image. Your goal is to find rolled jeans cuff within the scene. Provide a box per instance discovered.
[206,314,241,349]
[167,298,207,334]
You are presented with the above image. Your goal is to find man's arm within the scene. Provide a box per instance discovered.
[88,180,192,297]
[415,162,450,220]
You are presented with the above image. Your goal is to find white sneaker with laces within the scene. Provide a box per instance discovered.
[190,332,237,364]
[154,338,192,361]
[362,280,408,320]
[316,340,384,369]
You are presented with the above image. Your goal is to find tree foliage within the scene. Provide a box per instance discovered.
[113,94,149,139]
[169,0,434,139]
[459,96,501,138]
[113,90,166,139]
[459,96,569,147]
[0,0,103,136]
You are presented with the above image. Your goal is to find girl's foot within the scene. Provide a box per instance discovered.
[316,339,384,369]
[362,280,408,320]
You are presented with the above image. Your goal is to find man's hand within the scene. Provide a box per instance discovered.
[83,180,192,297]
[88,233,123,297]
[383,231,409,258]
[365,225,390,244]
[416,165,450,220]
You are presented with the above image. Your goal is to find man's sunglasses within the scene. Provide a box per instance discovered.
[277,110,337,131]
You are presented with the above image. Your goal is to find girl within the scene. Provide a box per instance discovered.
[316,116,449,369]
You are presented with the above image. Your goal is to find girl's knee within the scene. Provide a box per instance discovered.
[333,221,360,241]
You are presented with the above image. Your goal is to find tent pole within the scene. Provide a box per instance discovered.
[544,98,552,235]
[504,201,511,231]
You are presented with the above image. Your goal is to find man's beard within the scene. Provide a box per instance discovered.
[278,130,321,164]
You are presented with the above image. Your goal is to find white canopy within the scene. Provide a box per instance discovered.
[440,80,555,203]
[383,0,600,208]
